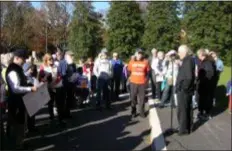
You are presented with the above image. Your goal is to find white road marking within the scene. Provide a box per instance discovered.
[34,144,55,151]
[149,99,167,151]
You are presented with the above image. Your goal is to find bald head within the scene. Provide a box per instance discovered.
[178,45,190,60]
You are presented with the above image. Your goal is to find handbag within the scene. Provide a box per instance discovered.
[161,79,167,91]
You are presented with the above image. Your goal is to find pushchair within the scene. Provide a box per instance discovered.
[74,68,90,108]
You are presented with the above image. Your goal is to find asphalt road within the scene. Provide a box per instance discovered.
[156,107,231,150]
[4,94,151,151]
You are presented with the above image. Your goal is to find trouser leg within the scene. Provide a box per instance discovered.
[150,71,156,99]
[130,83,138,114]
[160,85,171,105]
[198,92,207,115]
[96,78,103,106]
[115,77,121,100]
[10,110,26,148]
[55,87,65,122]
[0,108,4,150]
[137,84,145,116]
[65,84,74,116]
[111,78,116,101]
[177,92,192,133]
[205,92,213,115]
[155,82,161,100]
[48,90,55,120]
[27,115,35,131]
[103,79,111,107]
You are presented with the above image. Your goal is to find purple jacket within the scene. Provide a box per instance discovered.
[122,66,128,79]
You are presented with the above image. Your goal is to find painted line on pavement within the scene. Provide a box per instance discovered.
[149,99,167,151]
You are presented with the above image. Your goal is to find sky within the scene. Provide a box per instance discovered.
[31,1,110,11]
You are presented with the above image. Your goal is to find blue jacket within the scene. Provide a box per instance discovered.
[111,59,123,77]
[215,59,224,73]
[58,59,67,78]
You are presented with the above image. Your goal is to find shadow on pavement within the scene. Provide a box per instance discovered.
[211,85,228,117]
[4,99,150,150]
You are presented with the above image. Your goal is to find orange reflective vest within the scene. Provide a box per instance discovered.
[128,59,150,84]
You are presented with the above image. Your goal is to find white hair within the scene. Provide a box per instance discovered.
[178,45,191,54]
[151,48,157,54]
[2,53,13,66]
[113,52,118,56]
[205,49,210,54]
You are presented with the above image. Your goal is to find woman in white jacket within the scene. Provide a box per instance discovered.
[159,50,179,108]
[153,51,166,101]
[93,51,113,110]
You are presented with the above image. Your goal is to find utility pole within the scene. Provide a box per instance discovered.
[46,20,48,53]
[64,1,67,52]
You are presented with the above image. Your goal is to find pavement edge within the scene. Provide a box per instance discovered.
[149,99,167,151]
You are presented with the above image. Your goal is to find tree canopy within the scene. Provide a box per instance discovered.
[142,1,181,53]
[0,1,231,65]
[68,1,103,59]
[107,1,144,59]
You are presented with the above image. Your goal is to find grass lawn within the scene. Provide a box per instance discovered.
[215,66,231,112]
[218,66,231,86]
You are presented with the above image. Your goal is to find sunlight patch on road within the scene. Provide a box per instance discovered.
[149,99,167,151]
[34,144,55,151]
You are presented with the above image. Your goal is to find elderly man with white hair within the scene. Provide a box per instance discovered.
[175,45,195,136]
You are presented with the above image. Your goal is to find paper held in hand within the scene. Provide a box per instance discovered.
[23,83,50,117]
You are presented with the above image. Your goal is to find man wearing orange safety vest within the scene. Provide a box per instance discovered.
[128,48,150,118]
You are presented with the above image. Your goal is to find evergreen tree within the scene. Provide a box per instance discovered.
[183,1,232,65]
[142,1,180,53]
[68,1,103,59]
[107,1,144,59]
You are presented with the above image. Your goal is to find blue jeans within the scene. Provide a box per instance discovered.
[160,85,173,105]
[96,78,111,107]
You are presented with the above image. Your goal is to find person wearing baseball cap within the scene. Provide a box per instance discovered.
[5,49,37,149]
[127,48,150,118]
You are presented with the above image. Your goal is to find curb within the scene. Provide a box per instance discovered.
[149,99,167,151]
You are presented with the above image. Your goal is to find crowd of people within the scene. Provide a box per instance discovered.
[0,44,229,149]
